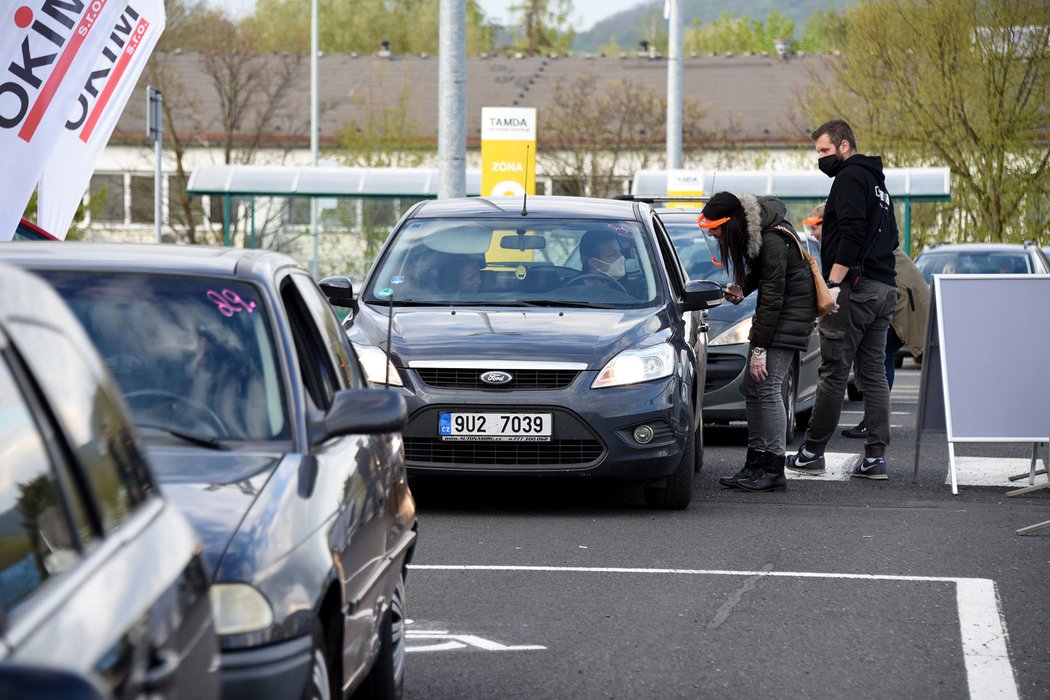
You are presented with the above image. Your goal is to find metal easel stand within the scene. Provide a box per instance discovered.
[1010,434,1050,536]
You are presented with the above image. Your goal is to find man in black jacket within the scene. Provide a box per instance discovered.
[787,119,899,480]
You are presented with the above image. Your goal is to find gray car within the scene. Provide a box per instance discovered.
[657,207,822,442]
[914,241,1050,281]
[0,264,219,699]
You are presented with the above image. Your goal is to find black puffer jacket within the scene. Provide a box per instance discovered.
[740,195,817,351]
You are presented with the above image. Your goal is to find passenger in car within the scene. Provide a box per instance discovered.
[441,256,483,294]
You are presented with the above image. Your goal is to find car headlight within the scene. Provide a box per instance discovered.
[592,343,675,388]
[353,343,403,386]
[709,317,752,347]
[210,583,274,636]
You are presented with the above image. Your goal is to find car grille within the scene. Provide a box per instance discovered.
[405,438,602,466]
[415,368,580,390]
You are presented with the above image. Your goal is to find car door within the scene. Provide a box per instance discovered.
[279,272,389,684]
[0,320,218,700]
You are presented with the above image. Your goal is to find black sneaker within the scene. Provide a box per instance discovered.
[841,421,867,439]
[785,451,826,475]
[851,457,888,480]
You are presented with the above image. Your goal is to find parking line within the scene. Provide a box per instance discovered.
[409,564,1018,699]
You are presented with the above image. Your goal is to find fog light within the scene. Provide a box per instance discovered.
[633,424,654,444]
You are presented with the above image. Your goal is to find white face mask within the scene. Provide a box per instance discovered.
[591,255,626,279]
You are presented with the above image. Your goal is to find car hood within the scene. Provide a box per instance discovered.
[143,445,280,575]
[705,292,756,341]
[354,304,667,366]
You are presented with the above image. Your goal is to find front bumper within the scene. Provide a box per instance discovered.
[399,370,693,481]
[220,634,312,700]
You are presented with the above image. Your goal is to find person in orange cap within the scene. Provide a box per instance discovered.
[802,202,825,243]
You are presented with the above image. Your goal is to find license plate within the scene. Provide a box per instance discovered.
[439,412,552,442]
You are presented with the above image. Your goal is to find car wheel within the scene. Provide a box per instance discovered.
[355,574,406,700]
[644,427,694,510]
[301,622,334,700]
[782,366,797,444]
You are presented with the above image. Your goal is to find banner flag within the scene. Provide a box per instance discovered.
[481,107,536,198]
[0,0,131,240]
[38,0,165,238]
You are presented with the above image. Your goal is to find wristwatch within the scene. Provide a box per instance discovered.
[752,347,766,357]
[827,280,841,288]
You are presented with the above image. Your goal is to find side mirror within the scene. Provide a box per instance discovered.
[682,279,724,311]
[0,663,111,700]
[319,275,354,308]
[314,388,407,444]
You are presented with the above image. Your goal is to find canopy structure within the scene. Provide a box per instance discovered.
[632,168,952,254]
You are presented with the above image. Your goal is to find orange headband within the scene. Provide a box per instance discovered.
[697,215,730,229]
[802,216,823,227]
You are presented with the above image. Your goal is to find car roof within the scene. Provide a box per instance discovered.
[0,241,304,280]
[410,195,647,220]
[919,243,1036,253]
[15,218,59,241]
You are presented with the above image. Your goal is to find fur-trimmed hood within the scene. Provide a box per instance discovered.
[739,194,792,260]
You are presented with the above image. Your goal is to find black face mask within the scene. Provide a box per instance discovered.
[818,154,842,178]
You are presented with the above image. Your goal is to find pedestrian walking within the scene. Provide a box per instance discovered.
[786,119,899,480]
[699,192,817,492]
[841,246,930,438]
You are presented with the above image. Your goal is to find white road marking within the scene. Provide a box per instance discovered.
[409,564,1018,699]
[943,457,1047,488]
[406,630,546,653]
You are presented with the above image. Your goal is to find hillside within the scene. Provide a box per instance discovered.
[573,0,855,53]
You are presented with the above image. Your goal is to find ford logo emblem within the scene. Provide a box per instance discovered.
[480,371,513,385]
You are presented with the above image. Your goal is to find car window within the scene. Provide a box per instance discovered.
[651,214,685,295]
[8,321,150,533]
[0,353,81,618]
[290,273,363,389]
[282,278,340,409]
[42,272,289,442]
[915,251,1032,283]
[663,221,732,285]
[366,218,660,307]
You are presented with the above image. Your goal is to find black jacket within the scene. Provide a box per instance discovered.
[820,154,899,287]
[740,195,817,351]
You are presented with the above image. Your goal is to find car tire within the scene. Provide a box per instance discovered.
[782,366,797,444]
[301,622,334,700]
[694,420,704,474]
[354,574,406,700]
[644,427,694,510]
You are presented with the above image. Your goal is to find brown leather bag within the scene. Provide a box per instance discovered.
[787,231,836,315]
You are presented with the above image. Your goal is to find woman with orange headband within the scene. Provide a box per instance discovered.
[698,192,817,492]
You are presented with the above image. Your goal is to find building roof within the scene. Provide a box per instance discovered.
[113,51,833,150]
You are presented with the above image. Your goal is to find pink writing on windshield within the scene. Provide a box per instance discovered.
[207,289,257,317]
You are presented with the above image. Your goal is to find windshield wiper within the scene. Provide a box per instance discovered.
[136,423,230,451]
[515,299,617,309]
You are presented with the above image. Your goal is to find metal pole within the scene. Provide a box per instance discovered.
[309,0,320,274]
[666,0,683,170]
[147,87,164,243]
[155,124,163,244]
[438,0,466,199]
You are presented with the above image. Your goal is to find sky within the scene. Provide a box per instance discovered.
[206,0,647,31]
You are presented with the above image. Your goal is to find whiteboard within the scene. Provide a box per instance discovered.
[934,275,1050,441]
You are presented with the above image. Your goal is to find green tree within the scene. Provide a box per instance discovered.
[798,9,849,54]
[801,0,1050,244]
[684,11,796,55]
[250,0,496,56]
[510,0,575,55]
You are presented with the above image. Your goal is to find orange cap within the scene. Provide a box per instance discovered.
[802,215,823,227]
[697,214,730,229]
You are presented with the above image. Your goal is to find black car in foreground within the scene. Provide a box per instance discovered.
[0,264,219,699]
[326,196,723,509]
[0,244,416,700]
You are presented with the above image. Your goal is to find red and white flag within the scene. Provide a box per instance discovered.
[0,0,131,241]
[37,0,164,239]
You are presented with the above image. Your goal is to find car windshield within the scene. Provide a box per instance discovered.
[43,272,288,442]
[365,218,661,307]
[915,251,1032,283]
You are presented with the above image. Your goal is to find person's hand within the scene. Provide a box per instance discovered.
[724,283,745,304]
[749,351,768,381]
[826,285,841,313]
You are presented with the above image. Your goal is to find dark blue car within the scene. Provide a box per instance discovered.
[325,196,723,509]
[0,244,417,700]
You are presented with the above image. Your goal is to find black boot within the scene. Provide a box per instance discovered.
[719,447,765,488]
[738,452,787,492]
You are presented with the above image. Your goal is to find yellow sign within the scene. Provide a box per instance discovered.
[666,169,705,208]
[481,107,536,197]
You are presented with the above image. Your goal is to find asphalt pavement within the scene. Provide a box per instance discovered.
[403,364,1050,699]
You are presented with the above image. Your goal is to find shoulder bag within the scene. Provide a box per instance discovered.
[781,227,836,315]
